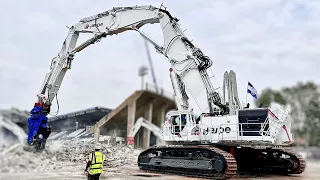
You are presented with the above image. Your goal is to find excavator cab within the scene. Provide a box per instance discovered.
[165,110,196,135]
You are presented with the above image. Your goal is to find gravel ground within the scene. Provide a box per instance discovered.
[0,140,319,180]
[0,160,319,180]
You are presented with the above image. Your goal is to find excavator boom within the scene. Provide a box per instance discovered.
[27,5,228,149]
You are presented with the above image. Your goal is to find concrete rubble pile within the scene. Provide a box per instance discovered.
[0,107,142,174]
[0,108,30,124]
[47,140,142,167]
[0,139,142,173]
[0,144,61,173]
[0,109,28,147]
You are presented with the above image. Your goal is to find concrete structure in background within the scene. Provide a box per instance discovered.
[48,106,112,132]
[91,84,176,149]
[44,107,112,142]
[45,83,176,149]
[0,108,30,132]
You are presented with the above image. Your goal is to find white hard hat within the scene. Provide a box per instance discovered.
[95,143,102,150]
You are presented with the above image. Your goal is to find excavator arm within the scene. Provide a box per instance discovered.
[27,5,229,148]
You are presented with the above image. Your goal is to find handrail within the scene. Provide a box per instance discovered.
[162,122,275,143]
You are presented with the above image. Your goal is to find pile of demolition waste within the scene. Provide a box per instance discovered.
[46,140,142,167]
[0,139,142,173]
[0,109,28,147]
[0,108,142,173]
[0,108,30,124]
[0,144,61,173]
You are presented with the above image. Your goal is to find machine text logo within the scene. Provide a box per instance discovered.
[202,126,231,135]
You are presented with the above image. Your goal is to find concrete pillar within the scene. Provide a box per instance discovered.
[155,105,167,146]
[127,100,136,145]
[143,103,153,149]
[137,132,140,148]
[94,123,100,145]
[160,105,166,127]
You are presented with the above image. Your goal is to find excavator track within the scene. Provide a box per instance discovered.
[278,149,306,174]
[137,145,237,179]
[225,146,306,176]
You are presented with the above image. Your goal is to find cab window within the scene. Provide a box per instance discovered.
[181,114,187,125]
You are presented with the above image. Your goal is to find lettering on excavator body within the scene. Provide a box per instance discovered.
[202,126,231,135]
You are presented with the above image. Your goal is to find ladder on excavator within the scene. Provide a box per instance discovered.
[260,106,291,143]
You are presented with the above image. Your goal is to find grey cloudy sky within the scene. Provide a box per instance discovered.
[0,0,319,115]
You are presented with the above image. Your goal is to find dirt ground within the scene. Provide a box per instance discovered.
[0,160,319,180]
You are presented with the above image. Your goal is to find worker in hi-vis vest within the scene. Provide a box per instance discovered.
[84,143,106,180]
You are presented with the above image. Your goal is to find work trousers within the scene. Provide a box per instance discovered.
[87,173,101,180]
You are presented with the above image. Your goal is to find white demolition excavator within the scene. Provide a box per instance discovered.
[26,4,305,179]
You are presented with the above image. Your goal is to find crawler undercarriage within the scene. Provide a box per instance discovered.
[137,144,306,179]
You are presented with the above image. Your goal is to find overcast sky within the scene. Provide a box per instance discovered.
[0,0,319,115]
